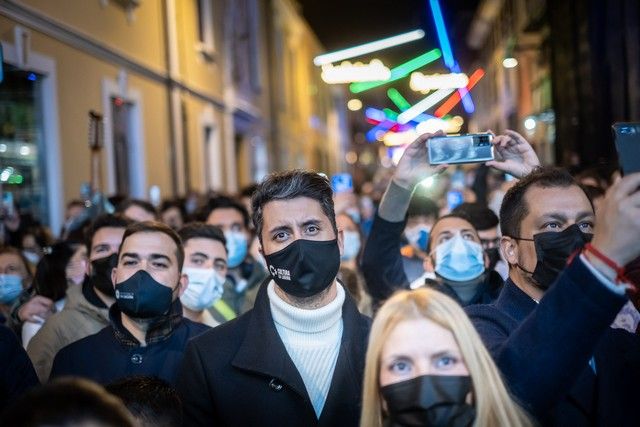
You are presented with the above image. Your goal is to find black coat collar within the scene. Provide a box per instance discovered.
[231,279,369,419]
[108,299,184,347]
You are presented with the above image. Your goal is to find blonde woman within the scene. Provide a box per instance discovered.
[361,288,532,427]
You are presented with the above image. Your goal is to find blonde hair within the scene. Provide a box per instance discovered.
[360,288,533,427]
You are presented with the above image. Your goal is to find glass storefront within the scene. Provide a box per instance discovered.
[0,63,48,224]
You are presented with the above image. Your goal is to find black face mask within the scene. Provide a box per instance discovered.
[90,253,119,297]
[264,239,340,298]
[514,223,592,289]
[114,270,174,319]
[381,375,475,427]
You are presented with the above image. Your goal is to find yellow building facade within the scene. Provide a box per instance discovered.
[0,0,347,232]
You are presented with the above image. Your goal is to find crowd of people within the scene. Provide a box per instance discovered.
[0,129,639,426]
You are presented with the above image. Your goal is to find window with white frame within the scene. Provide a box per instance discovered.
[196,0,216,60]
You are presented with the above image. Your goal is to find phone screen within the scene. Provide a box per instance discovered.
[612,123,640,176]
[331,173,353,194]
[446,190,464,211]
[428,134,494,165]
[2,192,14,217]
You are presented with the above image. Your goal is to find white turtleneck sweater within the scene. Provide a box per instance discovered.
[268,281,345,418]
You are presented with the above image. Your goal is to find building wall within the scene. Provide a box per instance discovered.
[16,0,167,71]
[267,0,347,175]
[0,0,347,231]
[0,11,175,217]
[467,0,554,164]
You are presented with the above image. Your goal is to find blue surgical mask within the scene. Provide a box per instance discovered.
[181,267,225,311]
[0,274,24,304]
[405,225,431,252]
[341,230,361,261]
[433,234,485,282]
[225,231,248,268]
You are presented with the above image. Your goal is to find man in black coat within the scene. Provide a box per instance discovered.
[177,170,371,427]
[467,166,640,426]
[50,221,209,385]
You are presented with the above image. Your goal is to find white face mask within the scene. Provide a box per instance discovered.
[180,267,225,311]
[23,250,40,265]
[341,230,361,261]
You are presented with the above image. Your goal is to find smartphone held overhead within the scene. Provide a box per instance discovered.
[427,133,494,165]
[612,123,640,176]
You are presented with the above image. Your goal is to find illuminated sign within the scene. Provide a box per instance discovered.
[397,88,455,124]
[434,69,484,117]
[410,72,469,92]
[387,88,411,111]
[428,0,474,113]
[415,116,464,134]
[382,116,464,147]
[350,49,442,93]
[313,29,425,66]
[321,59,391,84]
[365,106,433,125]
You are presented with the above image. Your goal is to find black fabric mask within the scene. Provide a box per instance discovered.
[90,253,119,297]
[264,239,340,298]
[514,223,592,289]
[381,375,475,427]
[114,270,174,319]
[485,247,501,271]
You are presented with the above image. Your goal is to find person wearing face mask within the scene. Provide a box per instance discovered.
[177,222,228,327]
[419,214,503,306]
[361,287,532,427]
[202,196,268,321]
[21,242,76,349]
[337,213,362,269]
[177,170,371,427]
[466,166,640,426]
[336,212,372,316]
[26,214,131,382]
[20,225,54,268]
[0,247,34,329]
[452,202,508,280]
[362,132,503,309]
[50,221,209,385]
[399,195,439,283]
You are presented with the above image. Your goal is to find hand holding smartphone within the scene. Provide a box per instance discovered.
[427,133,494,165]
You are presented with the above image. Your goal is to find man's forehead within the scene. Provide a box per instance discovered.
[263,197,329,225]
[184,237,225,254]
[121,231,178,257]
[93,227,125,244]
[522,185,594,221]
[431,217,476,237]
[209,208,243,223]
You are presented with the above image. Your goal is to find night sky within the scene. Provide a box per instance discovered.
[298,0,481,109]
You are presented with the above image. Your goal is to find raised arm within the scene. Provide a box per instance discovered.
[361,132,447,305]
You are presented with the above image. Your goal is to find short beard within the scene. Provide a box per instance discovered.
[275,282,335,310]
